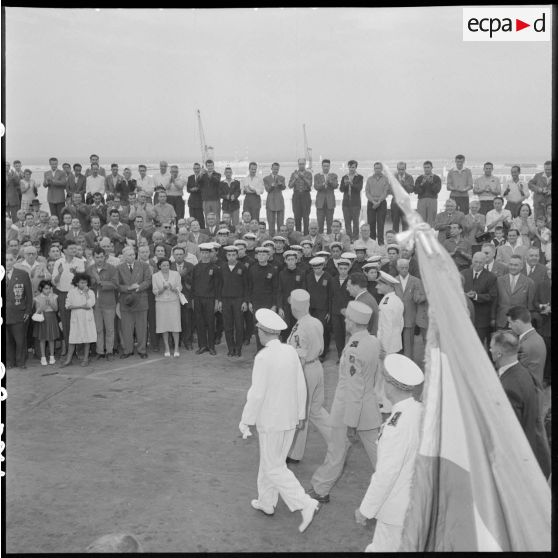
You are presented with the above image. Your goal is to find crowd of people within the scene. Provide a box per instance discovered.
[4,152,551,549]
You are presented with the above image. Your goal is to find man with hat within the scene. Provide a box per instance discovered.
[308,300,383,503]
[355,354,424,552]
[375,270,405,413]
[273,235,288,261]
[219,245,248,357]
[247,246,279,350]
[243,232,257,260]
[331,258,352,362]
[306,256,333,362]
[277,250,306,339]
[191,243,222,355]
[286,290,331,464]
[239,308,320,532]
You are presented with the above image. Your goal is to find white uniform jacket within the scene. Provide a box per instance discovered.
[330,329,382,431]
[359,397,423,525]
[241,339,307,433]
[377,292,404,354]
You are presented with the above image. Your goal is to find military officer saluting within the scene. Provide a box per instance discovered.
[375,270,405,415]
[239,308,320,533]
[308,301,383,504]
[287,290,331,464]
[355,354,424,552]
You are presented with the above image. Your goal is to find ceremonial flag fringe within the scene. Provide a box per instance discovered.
[381,164,551,552]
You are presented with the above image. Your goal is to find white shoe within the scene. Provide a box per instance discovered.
[299,498,319,533]
[40,357,48,366]
[164,352,171,357]
[173,352,180,358]
[251,499,274,516]
[49,356,56,365]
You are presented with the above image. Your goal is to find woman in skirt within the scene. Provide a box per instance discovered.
[33,279,60,365]
[60,272,97,368]
[152,257,182,357]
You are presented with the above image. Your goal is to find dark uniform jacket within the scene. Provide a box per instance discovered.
[170,261,195,308]
[192,261,222,298]
[248,263,278,309]
[220,262,248,302]
[339,173,363,207]
[306,270,333,315]
[277,267,306,312]
[331,275,350,316]
[6,268,33,324]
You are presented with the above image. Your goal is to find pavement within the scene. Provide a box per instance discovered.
[6,344,378,553]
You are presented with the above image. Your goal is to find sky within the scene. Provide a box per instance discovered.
[3,7,552,164]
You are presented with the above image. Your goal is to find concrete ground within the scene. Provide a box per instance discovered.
[6,344,379,553]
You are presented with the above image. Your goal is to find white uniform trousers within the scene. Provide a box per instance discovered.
[365,520,403,552]
[288,362,331,460]
[257,428,313,511]
[311,426,379,496]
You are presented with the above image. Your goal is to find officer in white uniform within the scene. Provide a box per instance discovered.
[239,308,320,533]
[375,271,405,414]
[355,353,424,552]
[287,289,331,463]
[308,301,383,503]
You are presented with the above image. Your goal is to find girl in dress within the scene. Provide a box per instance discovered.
[33,280,60,365]
[60,272,97,368]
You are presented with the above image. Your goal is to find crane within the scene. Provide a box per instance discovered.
[303,124,312,170]
[196,109,214,166]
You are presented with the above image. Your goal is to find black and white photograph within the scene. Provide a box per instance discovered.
[1,5,552,553]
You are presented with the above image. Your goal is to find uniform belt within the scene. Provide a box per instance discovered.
[304,358,319,366]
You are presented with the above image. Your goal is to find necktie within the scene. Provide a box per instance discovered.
[129,265,133,274]
[511,275,517,291]
[335,234,339,241]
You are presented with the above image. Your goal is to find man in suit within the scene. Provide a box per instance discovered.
[170,246,195,351]
[533,263,551,386]
[105,163,123,197]
[346,272,379,337]
[323,219,351,253]
[394,259,426,361]
[506,306,547,389]
[186,162,206,229]
[495,255,535,329]
[288,159,313,235]
[116,167,137,205]
[43,157,68,221]
[523,247,549,293]
[314,159,339,235]
[489,330,550,478]
[88,248,119,361]
[187,219,209,246]
[201,212,219,238]
[61,192,91,232]
[5,252,33,369]
[6,162,22,221]
[219,166,241,227]
[301,220,325,255]
[263,162,286,237]
[461,251,498,347]
[66,163,86,200]
[340,160,364,240]
[528,160,552,220]
[116,246,152,359]
[480,242,508,277]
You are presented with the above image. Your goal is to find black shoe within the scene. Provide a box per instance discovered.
[94,353,105,361]
[196,347,208,355]
[139,353,148,359]
[208,348,217,356]
[120,353,132,359]
[106,353,115,362]
[286,457,300,464]
[306,488,329,503]
[235,349,242,357]
[227,350,234,357]
[243,339,250,346]
[215,337,222,345]
[185,344,193,351]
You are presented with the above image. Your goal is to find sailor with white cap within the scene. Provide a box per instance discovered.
[355,354,424,553]
[308,301,383,504]
[286,290,331,464]
[240,308,320,532]
[306,256,333,361]
[375,271,405,414]
[277,251,305,338]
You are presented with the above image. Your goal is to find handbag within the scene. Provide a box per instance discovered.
[31,312,45,322]
[178,292,188,306]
